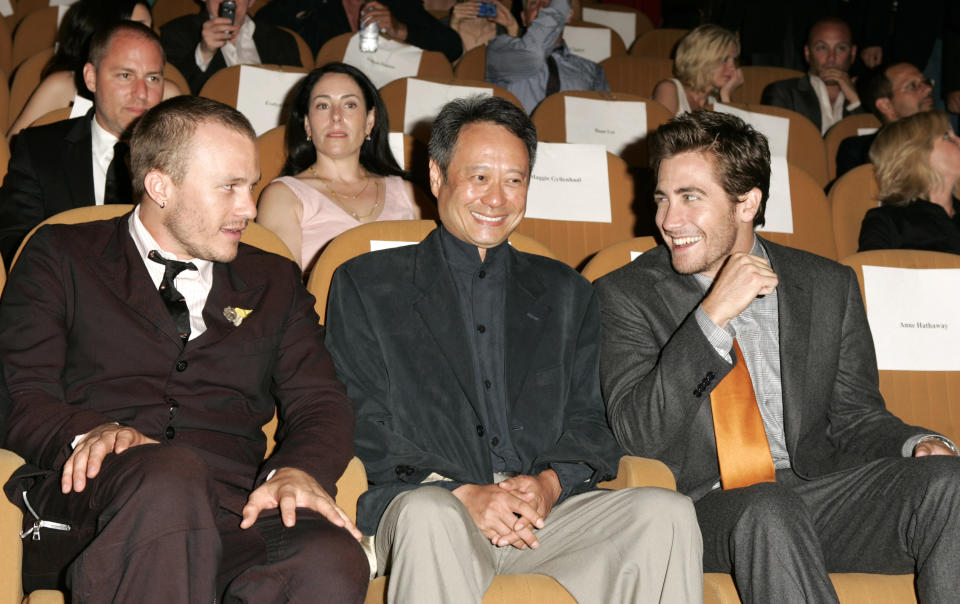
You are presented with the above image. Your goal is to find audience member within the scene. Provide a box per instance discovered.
[0,94,368,602]
[486,0,608,114]
[7,0,179,140]
[652,24,743,116]
[257,63,419,276]
[835,62,935,179]
[0,22,165,269]
[325,96,703,603]
[597,109,960,603]
[254,0,463,62]
[859,110,960,253]
[448,0,517,54]
[160,0,302,94]
[762,17,862,134]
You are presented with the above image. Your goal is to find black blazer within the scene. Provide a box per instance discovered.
[324,229,623,535]
[835,131,878,181]
[160,13,302,94]
[0,115,96,269]
[761,75,862,133]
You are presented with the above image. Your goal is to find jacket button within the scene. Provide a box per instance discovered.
[168,403,179,418]
[476,424,485,436]
[165,426,175,439]
[176,360,188,372]
[706,371,715,381]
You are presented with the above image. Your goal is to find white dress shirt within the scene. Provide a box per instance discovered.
[90,118,119,206]
[809,74,861,134]
[195,15,261,71]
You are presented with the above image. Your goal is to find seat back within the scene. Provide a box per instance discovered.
[828,163,880,260]
[628,28,688,58]
[580,235,659,281]
[164,62,191,98]
[152,0,203,28]
[6,0,51,31]
[824,113,882,181]
[0,13,13,77]
[601,56,673,98]
[731,65,805,105]
[315,32,453,82]
[580,2,653,49]
[530,90,672,169]
[306,219,556,322]
[10,5,55,72]
[757,162,837,260]
[277,25,314,69]
[564,20,627,62]
[197,63,309,108]
[8,47,53,130]
[453,44,486,80]
[721,101,830,187]
[841,249,960,443]
[28,105,69,128]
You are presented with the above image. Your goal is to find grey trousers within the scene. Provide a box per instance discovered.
[375,485,703,604]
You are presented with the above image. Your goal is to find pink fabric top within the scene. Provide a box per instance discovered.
[272,175,418,272]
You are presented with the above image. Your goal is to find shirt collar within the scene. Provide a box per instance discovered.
[439,224,510,273]
[128,204,214,285]
[693,235,767,290]
[90,115,119,164]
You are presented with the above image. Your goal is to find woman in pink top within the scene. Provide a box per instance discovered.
[257,63,419,275]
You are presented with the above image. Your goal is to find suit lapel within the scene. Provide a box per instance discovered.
[192,258,266,350]
[505,250,550,412]
[412,231,484,418]
[799,76,823,131]
[64,114,96,209]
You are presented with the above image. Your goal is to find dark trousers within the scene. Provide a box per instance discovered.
[18,444,368,603]
[696,456,960,604]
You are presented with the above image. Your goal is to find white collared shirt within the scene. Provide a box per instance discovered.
[195,15,261,71]
[128,205,214,340]
[90,117,119,206]
[808,73,861,135]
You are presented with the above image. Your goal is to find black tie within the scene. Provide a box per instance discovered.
[148,250,197,343]
[545,52,561,98]
[104,141,132,205]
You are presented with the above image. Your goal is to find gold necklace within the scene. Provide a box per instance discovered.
[309,165,371,199]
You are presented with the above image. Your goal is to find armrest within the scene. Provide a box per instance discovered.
[334,457,368,525]
[597,455,677,491]
[0,449,26,604]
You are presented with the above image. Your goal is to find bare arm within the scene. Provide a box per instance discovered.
[8,71,76,140]
[256,180,304,269]
[652,79,680,114]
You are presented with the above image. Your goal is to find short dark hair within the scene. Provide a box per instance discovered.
[429,96,537,179]
[858,63,896,122]
[650,110,771,227]
[806,16,852,47]
[130,96,256,201]
[88,20,164,70]
[282,62,406,179]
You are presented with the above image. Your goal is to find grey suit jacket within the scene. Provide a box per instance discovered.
[596,238,928,501]
[325,228,623,535]
[761,74,861,133]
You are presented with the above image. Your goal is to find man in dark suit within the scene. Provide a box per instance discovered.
[0,96,368,602]
[0,22,164,270]
[597,110,960,603]
[835,61,935,180]
[160,0,302,94]
[324,96,702,603]
[762,17,862,134]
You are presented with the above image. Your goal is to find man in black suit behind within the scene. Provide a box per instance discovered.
[0,95,368,601]
[0,21,164,269]
[325,96,702,604]
[160,0,301,94]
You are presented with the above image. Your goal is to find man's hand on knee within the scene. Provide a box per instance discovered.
[61,423,158,494]
[240,467,362,541]
[498,470,562,520]
[452,482,545,550]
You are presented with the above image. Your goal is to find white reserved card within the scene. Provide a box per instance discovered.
[863,265,960,371]
[370,240,418,251]
[0,1,12,16]
[563,26,612,63]
[630,250,644,261]
[526,142,611,222]
[388,132,406,170]
[342,34,423,89]
[582,7,635,47]
[403,79,492,136]
[69,94,93,119]
[563,96,647,156]
[858,127,879,136]
[236,66,304,136]
[50,0,79,7]
[56,4,70,27]
[714,102,794,234]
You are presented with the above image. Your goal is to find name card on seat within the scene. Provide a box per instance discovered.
[714,102,793,234]
[370,240,418,251]
[51,0,79,6]
[388,132,406,170]
[0,1,11,16]
[56,4,71,25]
[582,7,636,47]
[858,127,879,136]
[526,142,611,222]
[563,26,612,63]
[236,66,305,136]
[342,34,423,89]
[69,95,92,119]
[563,96,647,156]
[630,251,644,261]
[863,265,960,371]
[403,79,492,137]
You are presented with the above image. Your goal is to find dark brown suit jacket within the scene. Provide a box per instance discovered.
[0,213,354,513]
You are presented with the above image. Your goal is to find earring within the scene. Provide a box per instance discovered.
[306,134,312,141]
[160,200,166,209]
[366,134,372,141]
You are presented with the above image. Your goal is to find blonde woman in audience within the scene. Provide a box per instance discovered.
[448,0,517,54]
[652,24,743,115]
[257,63,419,276]
[8,0,180,140]
[858,110,960,254]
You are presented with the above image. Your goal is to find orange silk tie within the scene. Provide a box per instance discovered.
[710,340,776,490]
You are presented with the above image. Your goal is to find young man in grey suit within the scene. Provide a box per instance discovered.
[325,96,702,604]
[597,109,960,603]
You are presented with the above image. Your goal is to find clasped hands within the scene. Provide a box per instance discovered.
[453,469,561,550]
[62,423,361,540]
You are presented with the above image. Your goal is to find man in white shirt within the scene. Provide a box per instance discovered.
[0,21,165,268]
[762,17,863,134]
[161,0,302,94]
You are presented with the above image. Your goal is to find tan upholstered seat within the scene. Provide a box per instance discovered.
[824,113,882,181]
[601,55,673,98]
[580,235,659,281]
[197,63,309,108]
[10,6,55,73]
[8,48,54,130]
[730,65,805,105]
[580,2,653,49]
[315,32,453,81]
[829,163,880,260]
[628,28,688,58]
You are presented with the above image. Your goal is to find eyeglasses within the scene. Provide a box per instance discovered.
[901,77,934,94]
